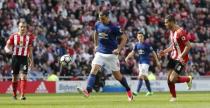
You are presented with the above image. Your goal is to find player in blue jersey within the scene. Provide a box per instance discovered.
[77,11,133,101]
[125,32,160,96]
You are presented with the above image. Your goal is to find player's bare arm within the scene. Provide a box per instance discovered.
[152,51,161,69]
[178,41,192,63]
[159,44,173,57]
[93,30,98,51]
[125,51,135,63]
[112,33,128,55]
[28,46,34,69]
[4,39,12,53]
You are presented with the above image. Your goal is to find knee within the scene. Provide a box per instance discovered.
[115,75,122,81]
[12,76,18,82]
[114,73,123,81]
[169,76,177,83]
[20,74,27,80]
[91,65,101,74]
[138,75,145,80]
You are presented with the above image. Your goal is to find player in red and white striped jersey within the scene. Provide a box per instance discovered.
[159,15,193,102]
[4,20,35,100]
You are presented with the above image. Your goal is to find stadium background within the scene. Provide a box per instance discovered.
[0,0,209,86]
[0,0,210,108]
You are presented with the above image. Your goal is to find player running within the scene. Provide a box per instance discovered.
[125,32,160,96]
[159,15,193,102]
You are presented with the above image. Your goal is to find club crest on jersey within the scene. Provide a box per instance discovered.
[138,49,145,54]
[98,32,108,39]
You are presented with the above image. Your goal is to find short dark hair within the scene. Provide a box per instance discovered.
[137,31,144,35]
[137,31,148,39]
[99,11,109,17]
[17,19,27,25]
[165,14,175,23]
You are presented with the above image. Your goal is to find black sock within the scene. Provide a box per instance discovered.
[145,79,151,92]
[119,77,130,91]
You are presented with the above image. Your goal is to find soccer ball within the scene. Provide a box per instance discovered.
[60,54,72,66]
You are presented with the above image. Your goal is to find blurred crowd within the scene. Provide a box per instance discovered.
[0,0,210,81]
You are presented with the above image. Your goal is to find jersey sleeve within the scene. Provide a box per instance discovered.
[8,34,14,45]
[29,33,36,47]
[149,46,154,52]
[133,44,137,52]
[114,26,123,37]
[178,30,189,45]
[95,21,99,32]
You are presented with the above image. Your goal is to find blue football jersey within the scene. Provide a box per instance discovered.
[133,42,154,64]
[95,21,123,54]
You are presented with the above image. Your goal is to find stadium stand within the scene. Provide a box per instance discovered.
[0,0,209,81]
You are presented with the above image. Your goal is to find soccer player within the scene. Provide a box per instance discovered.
[159,15,192,102]
[77,11,133,101]
[4,20,35,100]
[125,32,160,96]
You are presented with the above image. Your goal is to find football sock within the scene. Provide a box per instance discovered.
[137,79,143,92]
[119,77,130,91]
[20,80,27,97]
[168,80,176,98]
[86,74,96,93]
[12,82,18,97]
[177,76,190,83]
[145,79,152,92]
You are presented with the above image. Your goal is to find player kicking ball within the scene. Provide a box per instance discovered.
[77,11,133,101]
[125,32,160,96]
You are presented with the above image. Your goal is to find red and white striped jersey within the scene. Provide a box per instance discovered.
[8,32,35,56]
[170,28,189,63]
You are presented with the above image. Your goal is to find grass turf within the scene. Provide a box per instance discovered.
[0,92,209,108]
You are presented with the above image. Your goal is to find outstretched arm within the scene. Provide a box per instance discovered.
[125,51,135,63]
[159,44,173,57]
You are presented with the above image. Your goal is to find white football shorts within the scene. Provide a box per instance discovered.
[92,52,120,72]
[138,64,150,76]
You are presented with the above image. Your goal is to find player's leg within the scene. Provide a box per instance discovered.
[144,75,153,96]
[11,56,19,100]
[173,62,192,90]
[167,59,177,102]
[86,64,101,93]
[176,75,192,90]
[133,64,143,95]
[133,75,143,96]
[141,64,153,96]
[77,53,102,97]
[169,70,179,83]
[11,74,18,100]
[110,55,133,101]
[77,64,101,97]
[112,71,133,101]
[112,71,130,92]
[168,70,177,102]
[19,57,29,100]
[19,72,27,100]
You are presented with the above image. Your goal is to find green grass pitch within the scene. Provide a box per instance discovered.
[0,92,209,108]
